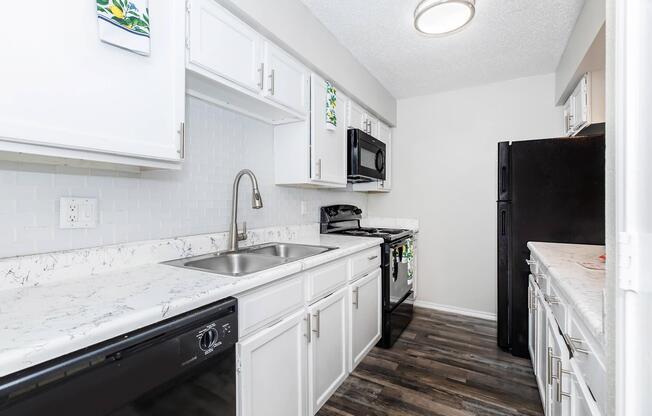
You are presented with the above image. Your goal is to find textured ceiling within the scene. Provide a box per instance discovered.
[300,0,586,98]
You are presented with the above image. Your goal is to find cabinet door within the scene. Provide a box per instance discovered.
[349,269,382,371]
[367,115,379,138]
[237,310,308,416]
[535,289,549,409]
[310,74,347,185]
[378,122,392,190]
[528,276,537,368]
[546,308,571,416]
[308,287,348,414]
[0,0,185,162]
[347,100,367,131]
[263,42,309,114]
[188,0,263,93]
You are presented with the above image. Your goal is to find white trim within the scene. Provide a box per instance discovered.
[414,300,497,321]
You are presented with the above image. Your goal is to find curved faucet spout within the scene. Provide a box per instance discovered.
[229,169,263,251]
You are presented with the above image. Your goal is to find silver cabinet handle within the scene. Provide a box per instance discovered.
[353,287,359,309]
[312,310,320,338]
[556,360,573,402]
[547,347,561,385]
[268,69,275,95]
[316,159,322,179]
[257,62,264,90]
[178,122,186,159]
[368,255,378,261]
[305,312,311,343]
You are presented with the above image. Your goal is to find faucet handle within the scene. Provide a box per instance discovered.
[238,221,248,241]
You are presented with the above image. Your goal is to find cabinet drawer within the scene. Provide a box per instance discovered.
[306,259,348,303]
[568,313,606,414]
[546,283,566,333]
[350,247,381,280]
[237,274,305,338]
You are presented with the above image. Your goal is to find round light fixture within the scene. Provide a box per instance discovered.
[414,0,476,37]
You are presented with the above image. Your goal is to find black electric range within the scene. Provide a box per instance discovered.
[320,205,414,348]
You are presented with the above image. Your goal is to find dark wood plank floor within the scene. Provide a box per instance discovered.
[318,307,543,416]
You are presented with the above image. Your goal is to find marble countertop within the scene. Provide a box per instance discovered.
[0,233,382,378]
[527,242,606,343]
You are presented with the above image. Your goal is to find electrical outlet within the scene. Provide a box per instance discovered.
[60,197,97,229]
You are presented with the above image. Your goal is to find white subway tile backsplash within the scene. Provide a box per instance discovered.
[0,98,367,258]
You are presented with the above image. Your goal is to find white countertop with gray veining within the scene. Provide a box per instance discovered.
[0,229,382,378]
[527,242,606,344]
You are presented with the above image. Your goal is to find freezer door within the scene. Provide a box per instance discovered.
[497,141,511,201]
[497,201,511,349]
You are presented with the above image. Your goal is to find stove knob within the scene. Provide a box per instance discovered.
[199,328,219,351]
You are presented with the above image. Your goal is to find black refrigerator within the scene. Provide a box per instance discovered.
[497,135,605,358]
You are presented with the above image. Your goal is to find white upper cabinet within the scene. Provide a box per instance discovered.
[0,0,185,169]
[274,74,347,188]
[346,100,378,136]
[263,42,310,115]
[563,71,605,137]
[310,75,347,185]
[187,0,262,92]
[186,0,309,125]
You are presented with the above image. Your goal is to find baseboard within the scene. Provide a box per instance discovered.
[413,300,497,321]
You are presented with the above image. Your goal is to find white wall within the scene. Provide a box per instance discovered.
[0,97,366,258]
[219,0,397,125]
[555,0,606,104]
[367,74,563,315]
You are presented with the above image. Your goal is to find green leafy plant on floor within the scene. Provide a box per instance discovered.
[97,0,150,36]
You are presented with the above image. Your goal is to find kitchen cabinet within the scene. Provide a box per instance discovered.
[274,74,347,188]
[347,100,378,137]
[528,276,537,368]
[263,42,310,115]
[348,269,382,371]
[0,0,186,170]
[546,307,571,416]
[187,0,262,92]
[528,250,605,416]
[308,287,348,414]
[353,121,393,192]
[186,0,308,124]
[562,71,605,137]
[237,309,308,416]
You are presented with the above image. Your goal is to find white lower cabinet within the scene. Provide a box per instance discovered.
[529,250,604,416]
[308,287,349,414]
[546,308,571,416]
[237,309,308,416]
[349,269,382,371]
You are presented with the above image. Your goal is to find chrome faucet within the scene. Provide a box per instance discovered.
[228,169,263,251]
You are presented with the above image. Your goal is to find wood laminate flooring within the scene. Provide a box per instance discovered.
[318,307,543,416]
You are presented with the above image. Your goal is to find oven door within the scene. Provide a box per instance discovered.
[348,129,386,182]
[388,239,414,311]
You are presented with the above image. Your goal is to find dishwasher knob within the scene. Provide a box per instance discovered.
[199,328,219,351]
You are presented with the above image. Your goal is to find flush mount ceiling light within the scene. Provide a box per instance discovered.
[414,0,476,37]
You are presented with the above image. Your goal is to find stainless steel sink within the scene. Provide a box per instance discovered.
[247,243,335,259]
[181,253,286,276]
[163,242,337,277]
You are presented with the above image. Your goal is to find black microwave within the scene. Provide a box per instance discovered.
[347,128,386,183]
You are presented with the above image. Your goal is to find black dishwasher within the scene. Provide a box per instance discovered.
[0,297,238,416]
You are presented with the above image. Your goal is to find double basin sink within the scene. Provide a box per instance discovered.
[163,242,337,277]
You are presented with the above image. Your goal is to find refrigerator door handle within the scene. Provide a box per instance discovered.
[501,210,507,236]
